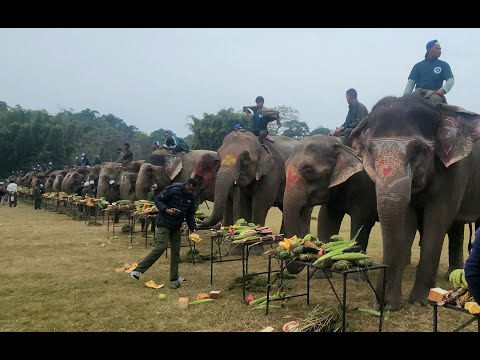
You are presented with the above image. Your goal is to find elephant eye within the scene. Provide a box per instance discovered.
[301,166,316,181]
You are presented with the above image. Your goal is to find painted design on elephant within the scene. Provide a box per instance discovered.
[441,116,459,139]
[221,154,237,167]
[286,166,304,189]
[372,139,408,182]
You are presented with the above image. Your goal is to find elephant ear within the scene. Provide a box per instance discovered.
[435,105,480,167]
[255,144,275,181]
[349,116,376,182]
[164,155,183,180]
[329,143,364,188]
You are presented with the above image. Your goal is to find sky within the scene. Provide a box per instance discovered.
[1,28,479,138]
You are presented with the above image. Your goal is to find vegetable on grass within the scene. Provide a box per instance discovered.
[189,298,215,305]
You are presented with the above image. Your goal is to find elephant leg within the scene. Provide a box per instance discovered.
[409,204,452,306]
[222,192,234,227]
[251,188,277,227]
[299,206,313,237]
[349,209,376,252]
[233,187,252,223]
[317,205,344,243]
[446,222,465,278]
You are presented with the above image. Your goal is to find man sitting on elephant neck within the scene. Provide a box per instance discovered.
[243,96,279,143]
[332,88,369,146]
[403,39,454,104]
[121,143,133,164]
[163,130,189,154]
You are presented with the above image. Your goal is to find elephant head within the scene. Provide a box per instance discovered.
[61,169,87,194]
[31,171,47,188]
[349,94,480,309]
[120,172,139,201]
[97,162,123,200]
[53,169,70,192]
[86,164,102,186]
[45,170,68,193]
[283,135,363,238]
[191,152,220,203]
[203,131,276,226]
[135,163,171,200]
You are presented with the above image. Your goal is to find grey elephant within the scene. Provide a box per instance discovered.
[283,135,377,248]
[61,166,90,195]
[135,149,217,204]
[45,170,68,193]
[202,131,298,227]
[97,161,144,202]
[191,152,236,226]
[348,94,480,310]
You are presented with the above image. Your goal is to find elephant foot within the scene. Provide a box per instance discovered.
[408,287,430,306]
[373,296,403,311]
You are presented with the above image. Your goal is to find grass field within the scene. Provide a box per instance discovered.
[0,201,476,332]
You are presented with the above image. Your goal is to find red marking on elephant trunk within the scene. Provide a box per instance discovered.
[382,166,392,178]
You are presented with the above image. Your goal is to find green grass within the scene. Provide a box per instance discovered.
[0,202,476,332]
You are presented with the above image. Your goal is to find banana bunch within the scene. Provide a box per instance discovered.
[449,268,469,290]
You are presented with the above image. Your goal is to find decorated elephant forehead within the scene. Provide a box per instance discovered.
[370,137,434,155]
[286,166,304,186]
[220,154,237,167]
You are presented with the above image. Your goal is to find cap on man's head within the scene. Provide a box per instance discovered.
[109,180,115,185]
[153,141,160,147]
[426,40,439,51]
[255,96,264,103]
[84,182,90,187]
[165,130,173,136]
[89,180,94,185]
[234,124,242,129]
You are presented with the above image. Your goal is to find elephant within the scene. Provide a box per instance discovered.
[191,152,235,226]
[52,169,71,192]
[283,135,377,250]
[202,131,298,228]
[18,171,36,187]
[97,161,144,202]
[45,170,68,193]
[61,166,90,195]
[30,171,47,189]
[85,164,102,187]
[135,149,217,204]
[347,94,480,310]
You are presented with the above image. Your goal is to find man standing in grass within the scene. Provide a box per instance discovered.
[130,178,198,289]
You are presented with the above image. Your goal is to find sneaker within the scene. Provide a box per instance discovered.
[170,280,181,289]
[130,270,142,280]
[177,276,187,282]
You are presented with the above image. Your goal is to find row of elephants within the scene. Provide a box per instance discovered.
[11,95,480,310]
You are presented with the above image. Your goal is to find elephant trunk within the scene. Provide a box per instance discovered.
[283,184,309,238]
[375,175,412,310]
[96,175,110,199]
[135,167,151,200]
[202,169,236,226]
[283,164,310,237]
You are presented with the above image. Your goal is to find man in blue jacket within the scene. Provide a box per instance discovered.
[130,178,198,289]
[465,227,480,303]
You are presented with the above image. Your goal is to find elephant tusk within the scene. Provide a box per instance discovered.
[234,181,237,185]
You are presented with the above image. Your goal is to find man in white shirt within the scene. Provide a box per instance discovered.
[6,180,18,207]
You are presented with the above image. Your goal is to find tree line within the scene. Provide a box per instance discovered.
[0,101,330,177]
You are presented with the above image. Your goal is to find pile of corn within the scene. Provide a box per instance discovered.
[228,218,275,244]
[274,227,373,270]
[133,200,157,215]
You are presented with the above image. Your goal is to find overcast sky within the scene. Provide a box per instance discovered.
[1,28,478,138]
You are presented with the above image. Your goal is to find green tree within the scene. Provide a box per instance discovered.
[187,108,248,150]
[310,126,332,136]
[267,105,310,139]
